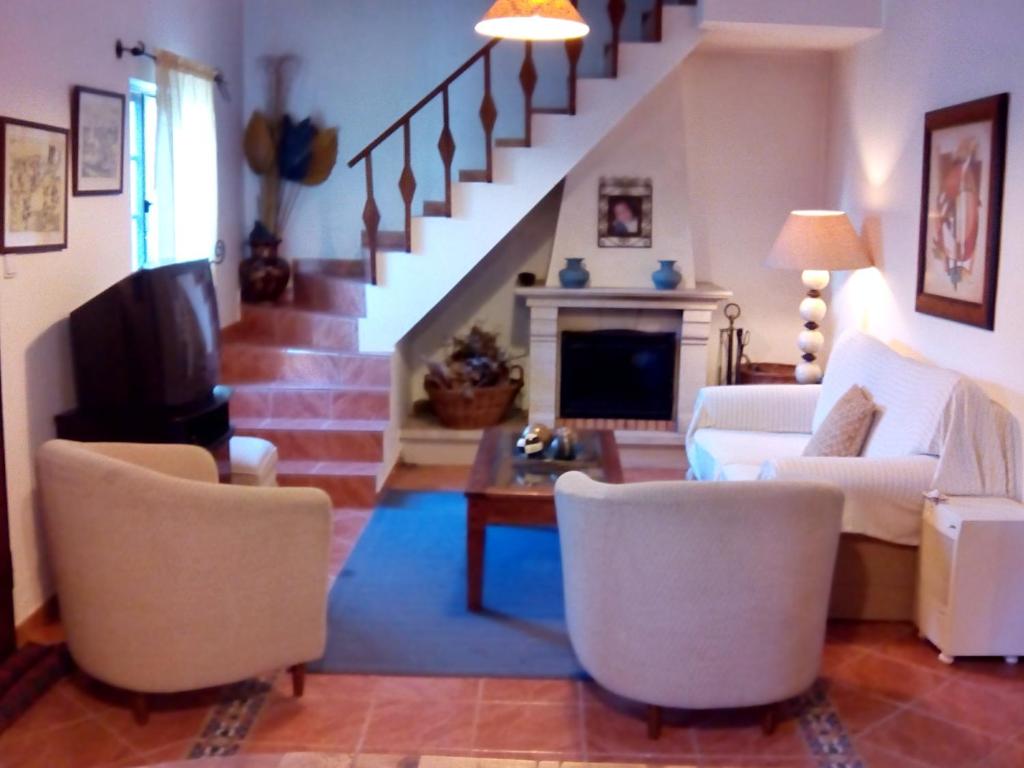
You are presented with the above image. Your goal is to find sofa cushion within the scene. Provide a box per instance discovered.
[689,428,810,481]
[804,385,876,457]
[814,332,961,459]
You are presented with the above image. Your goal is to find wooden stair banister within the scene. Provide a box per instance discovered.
[349,1,696,285]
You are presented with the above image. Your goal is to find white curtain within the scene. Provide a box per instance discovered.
[155,50,219,266]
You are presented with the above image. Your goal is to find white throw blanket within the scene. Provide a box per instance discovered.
[928,379,1023,501]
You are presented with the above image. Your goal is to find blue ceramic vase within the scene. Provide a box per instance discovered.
[559,258,590,289]
[651,260,682,290]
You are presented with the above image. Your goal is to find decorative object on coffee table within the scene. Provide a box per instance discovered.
[558,257,589,288]
[916,93,1008,330]
[240,55,338,304]
[517,423,553,457]
[598,176,652,248]
[765,211,871,384]
[550,426,579,460]
[651,259,682,290]
[425,326,523,429]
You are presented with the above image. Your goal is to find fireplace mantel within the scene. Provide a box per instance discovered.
[517,282,733,438]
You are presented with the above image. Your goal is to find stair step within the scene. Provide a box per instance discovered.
[234,416,386,462]
[221,343,390,388]
[361,230,407,250]
[458,169,490,183]
[222,304,359,352]
[293,258,368,281]
[422,200,449,217]
[230,383,390,421]
[495,138,529,148]
[532,106,572,115]
[291,272,367,316]
[277,459,380,508]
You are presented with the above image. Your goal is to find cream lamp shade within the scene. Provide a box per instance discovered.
[765,211,871,384]
[476,0,590,41]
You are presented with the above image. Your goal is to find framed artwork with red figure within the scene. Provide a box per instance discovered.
[916,93,1009,329]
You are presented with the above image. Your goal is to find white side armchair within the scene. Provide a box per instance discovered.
[37,439,333,723]
[554,473,844,738]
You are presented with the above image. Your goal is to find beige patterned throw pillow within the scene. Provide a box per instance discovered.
[803,385,876,457]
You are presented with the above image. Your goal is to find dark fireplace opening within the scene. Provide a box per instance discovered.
[560,330,677,421]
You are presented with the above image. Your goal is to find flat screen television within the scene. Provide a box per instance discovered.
[69,260,221,413]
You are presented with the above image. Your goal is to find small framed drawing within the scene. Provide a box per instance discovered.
[71,86,125,196]
[598,176,652,248]
[1,117,69,253]
[916,93,1009,329]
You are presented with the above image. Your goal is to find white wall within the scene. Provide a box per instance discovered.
[827,0,1024,428]
[398,186,562,414]
[546,48,833,380]
[0,0,244,623]
[682,48,834,374]
[548,64,698,290]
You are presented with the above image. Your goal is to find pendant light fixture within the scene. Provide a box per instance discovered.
[476,0,590,41]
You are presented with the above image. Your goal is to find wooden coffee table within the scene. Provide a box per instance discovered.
[464,427,623,611]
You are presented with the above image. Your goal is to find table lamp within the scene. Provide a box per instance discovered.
[765,211,871,384]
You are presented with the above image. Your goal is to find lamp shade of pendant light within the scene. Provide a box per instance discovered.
[476,0,590,41]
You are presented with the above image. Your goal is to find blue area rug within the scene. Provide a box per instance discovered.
[312,490,585,678]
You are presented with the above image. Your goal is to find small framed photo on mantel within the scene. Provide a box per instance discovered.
[1,117,69,254]
[598,176,652,248]
[916,93,1009,330]
[71,86,126,196]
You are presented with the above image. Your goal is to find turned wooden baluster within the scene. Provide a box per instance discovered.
[608,0,626,78]
[652,0,665,42]
[480,49,497,182]
[399,122,416,252]
[362,154,381,285]
[520,41,538,146]
[565,0,583,115]
[438,87,456,216]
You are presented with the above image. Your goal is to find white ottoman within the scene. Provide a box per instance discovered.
[229,436,279,486]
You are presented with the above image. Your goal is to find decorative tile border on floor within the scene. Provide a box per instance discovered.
[188,676,274,758]
[799,683,864,768]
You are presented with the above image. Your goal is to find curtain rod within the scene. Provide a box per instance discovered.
[115,39,230,100]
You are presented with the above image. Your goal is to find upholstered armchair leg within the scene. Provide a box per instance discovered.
[646,704,663,740]
[761,703,780,736]
[131,692,150,726]
[289,663,306,698]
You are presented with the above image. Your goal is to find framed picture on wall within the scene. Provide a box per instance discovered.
[0,117,69,254]
[71,86,125,196]
[916,93,1009,329]
[598,176,652,248]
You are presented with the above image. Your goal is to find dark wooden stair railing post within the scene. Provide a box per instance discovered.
[361,153,381,285]
[565,0,584,115]
[399,121,416,252]
[652,0,665,42]
[520,41,537,146]
[608,0,626,77]
[438,86,456,217]
[480,48,497,182]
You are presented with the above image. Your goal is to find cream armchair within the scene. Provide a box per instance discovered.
[554,473,843,738]
[36,439,332,722]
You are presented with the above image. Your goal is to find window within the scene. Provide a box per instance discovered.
[128,79,158,269]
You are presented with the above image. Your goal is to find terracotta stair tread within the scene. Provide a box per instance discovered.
[278,459,381,476]
[361,230,407,250]
[292,258,368,280]
[234,416,388,432]
[229,381,390,393]
[221,341,389,360]
[458,169,489,183]
[495,137,529,148]
[239,303,359,321]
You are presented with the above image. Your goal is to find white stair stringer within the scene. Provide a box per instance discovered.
[357,5,703,353]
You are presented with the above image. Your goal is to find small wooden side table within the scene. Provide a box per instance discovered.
[736,363,797,385]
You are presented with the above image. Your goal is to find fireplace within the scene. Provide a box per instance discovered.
[560,330,677,421]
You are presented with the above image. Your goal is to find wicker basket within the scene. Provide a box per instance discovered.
[425,366,524,429]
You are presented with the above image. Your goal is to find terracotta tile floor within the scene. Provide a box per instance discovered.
[5,463,1024,768]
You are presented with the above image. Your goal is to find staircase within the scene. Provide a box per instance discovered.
[221,263,390,507]
[222,0,704,506]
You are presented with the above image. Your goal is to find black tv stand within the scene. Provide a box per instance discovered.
[55,385,233,451]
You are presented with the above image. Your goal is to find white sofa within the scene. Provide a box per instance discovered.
[555,473,844,737]
[686,331,1021,619]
